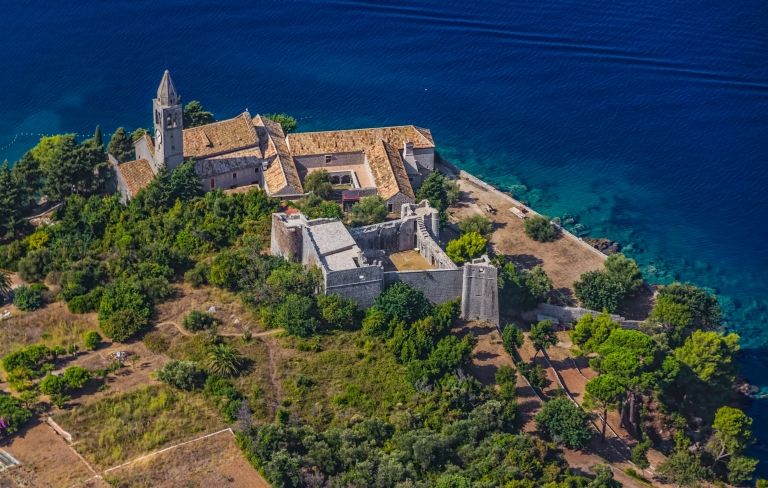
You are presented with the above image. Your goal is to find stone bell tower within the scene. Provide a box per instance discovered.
[152,70,184,172]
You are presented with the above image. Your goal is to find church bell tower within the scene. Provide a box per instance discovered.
[152,70,184,171]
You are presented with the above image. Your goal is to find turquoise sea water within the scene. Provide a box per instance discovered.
[1,0,766,469]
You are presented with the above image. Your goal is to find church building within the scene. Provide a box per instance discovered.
[112,71,436,209]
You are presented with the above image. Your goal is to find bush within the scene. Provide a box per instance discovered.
[535,397,592,449]
[497,261,552,312]
[631,439,651,469]
[574,270,625,313]
[83,331,102,350]
[266,294,319,338]
[184,262,209,288]
[348,196,388,227]
[317,293,360,330]
[524,215,558,242]
[13,283,46,311]
[303,170,334,199]
[100,309,150,342]
[17,248,51,282]
[98,277,151,323]
[0,392,33,434]
[501,324,524,354]
[374,282,433,325]
[143,331,171,354]
[458,215,492,237]
[39,373,68,396]
[67,287,103,313]
[182,310,220,332]
[62,366,91,389]
[446,232,487,265]
[158,360,206,390]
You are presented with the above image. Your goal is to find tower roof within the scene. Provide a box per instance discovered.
[156,70,179,105]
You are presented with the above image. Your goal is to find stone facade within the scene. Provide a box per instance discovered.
[270,201,499,324]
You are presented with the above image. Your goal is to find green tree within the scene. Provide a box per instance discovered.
[11,151,43,209]
[317,293,360,330]
[373,282,432,325]
[604,253,643,295]
[446,231,487,265]
[535,397,592,449]
[571,312,620,353]
[726,456,759,486]
[497,260,552,311]
[501,323,524,354]
[100,309,149,342]
[182,310,220,332]
[630,438,651,469]
[574,270,625,313]
[93,125,103,148]
[264,113,297,134]
[458,215,492,237]
[584,374,624,441]
[657,450,710,487]
[303,170,334,199]
[707,406,753,464]
[183,100,215,127]
[268,293,319,337]
[348,195,387,226]
[530,320,557,358]
[588,464,621,488]
[34,134,105,201]
[415,171,449,212]
[206,343,244,377]
[650,283,721,346]
[38,373,68,396]
[0,392,33,434]
[299,193,343,219]
[107,127,135,162]
[0,162,25,238]
[62,366,91,389]
[524,215,558,242]
[130,127,148,142]
[673,331,739,409]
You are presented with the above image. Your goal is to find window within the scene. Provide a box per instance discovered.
[325,154,332,164]
[210,178,215,189]
[387,203,393,212]
[233,172,237,180]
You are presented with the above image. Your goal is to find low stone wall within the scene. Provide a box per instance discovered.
[384,269,463,304]
[521,303,641,329]
[46,416,73,443]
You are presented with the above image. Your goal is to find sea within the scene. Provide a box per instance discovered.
[1,0,766,470]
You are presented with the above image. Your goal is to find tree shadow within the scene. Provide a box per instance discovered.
[509,254,544,270]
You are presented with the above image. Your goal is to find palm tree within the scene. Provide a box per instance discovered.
[206,343,243,377]
[0,270,11,303]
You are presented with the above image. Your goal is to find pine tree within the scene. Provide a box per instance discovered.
[107,127,134,162]
[93,125,103,148]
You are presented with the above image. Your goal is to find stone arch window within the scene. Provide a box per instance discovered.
[155,111,160,124]
[341,174,351,185]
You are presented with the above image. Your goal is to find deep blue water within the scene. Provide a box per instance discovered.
[1,0,766,470]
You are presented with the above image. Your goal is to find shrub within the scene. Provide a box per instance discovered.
[535,397,592,449]
[497,261,552,312]
[574,270,625,313]
[206,344,244,377]
[2,344,53,376]
[524,215,557,242]
[446,231,487,265]
[83,331,102,350]
[17,248,51,282]
[458,215,492,237]
[604,253,643,295]
[62,366,91,389]
[501,324,524,354]
[182,310,220,332]
[98,277,151,323]
[39,373,68,396]
[143,331,171,354]
[100,309,150,342]
[0,392,33,434]
[158,360,206,390]
[303,170,334,199]
[266,294,319,338]
[184,262,209,288]
[13,283,46,311]
[631,438,651,469]
[67,287,103,313]
[317,293,360,330]
[374,282,432,325]
[348,196,388,227]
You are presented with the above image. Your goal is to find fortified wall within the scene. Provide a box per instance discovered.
[270,201,499,325]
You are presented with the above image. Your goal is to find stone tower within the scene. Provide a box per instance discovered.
[152,70,184,172]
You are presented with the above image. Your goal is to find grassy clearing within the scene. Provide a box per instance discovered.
[232,337,277,423]
[278,330,415,426]
[0,302,97,357]
[56,384,221,468]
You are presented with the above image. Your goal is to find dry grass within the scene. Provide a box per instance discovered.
[57,384,222,469]
[0,301,97,357]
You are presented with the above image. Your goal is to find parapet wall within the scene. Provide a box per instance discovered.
[351,218,418,253]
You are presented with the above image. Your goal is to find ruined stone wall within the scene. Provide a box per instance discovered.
[520,303,641,329]
[416,219,457,270]
[383,269,463,304]
[270,214,303,260]
[350,218,418,253]
[461,257,499,326]
[325,266,384,309]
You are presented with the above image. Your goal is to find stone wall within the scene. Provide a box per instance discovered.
[520,303,641,329]
[351,218,418,254]
[203,164,261,191]
[383,269,463,304]
[416,218,457,270]
[461,257,499,325]
[326,266,384,309]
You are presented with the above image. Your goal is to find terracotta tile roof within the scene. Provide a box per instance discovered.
[367,140,415,201]
[286,125,434,156]
[252,115,303,195]
[195,146,262,178]
[183,112,260,159]
[143,134,155,156]
[116,159,155,197]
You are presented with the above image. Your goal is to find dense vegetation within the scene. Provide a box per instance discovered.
[574,253,643,313]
